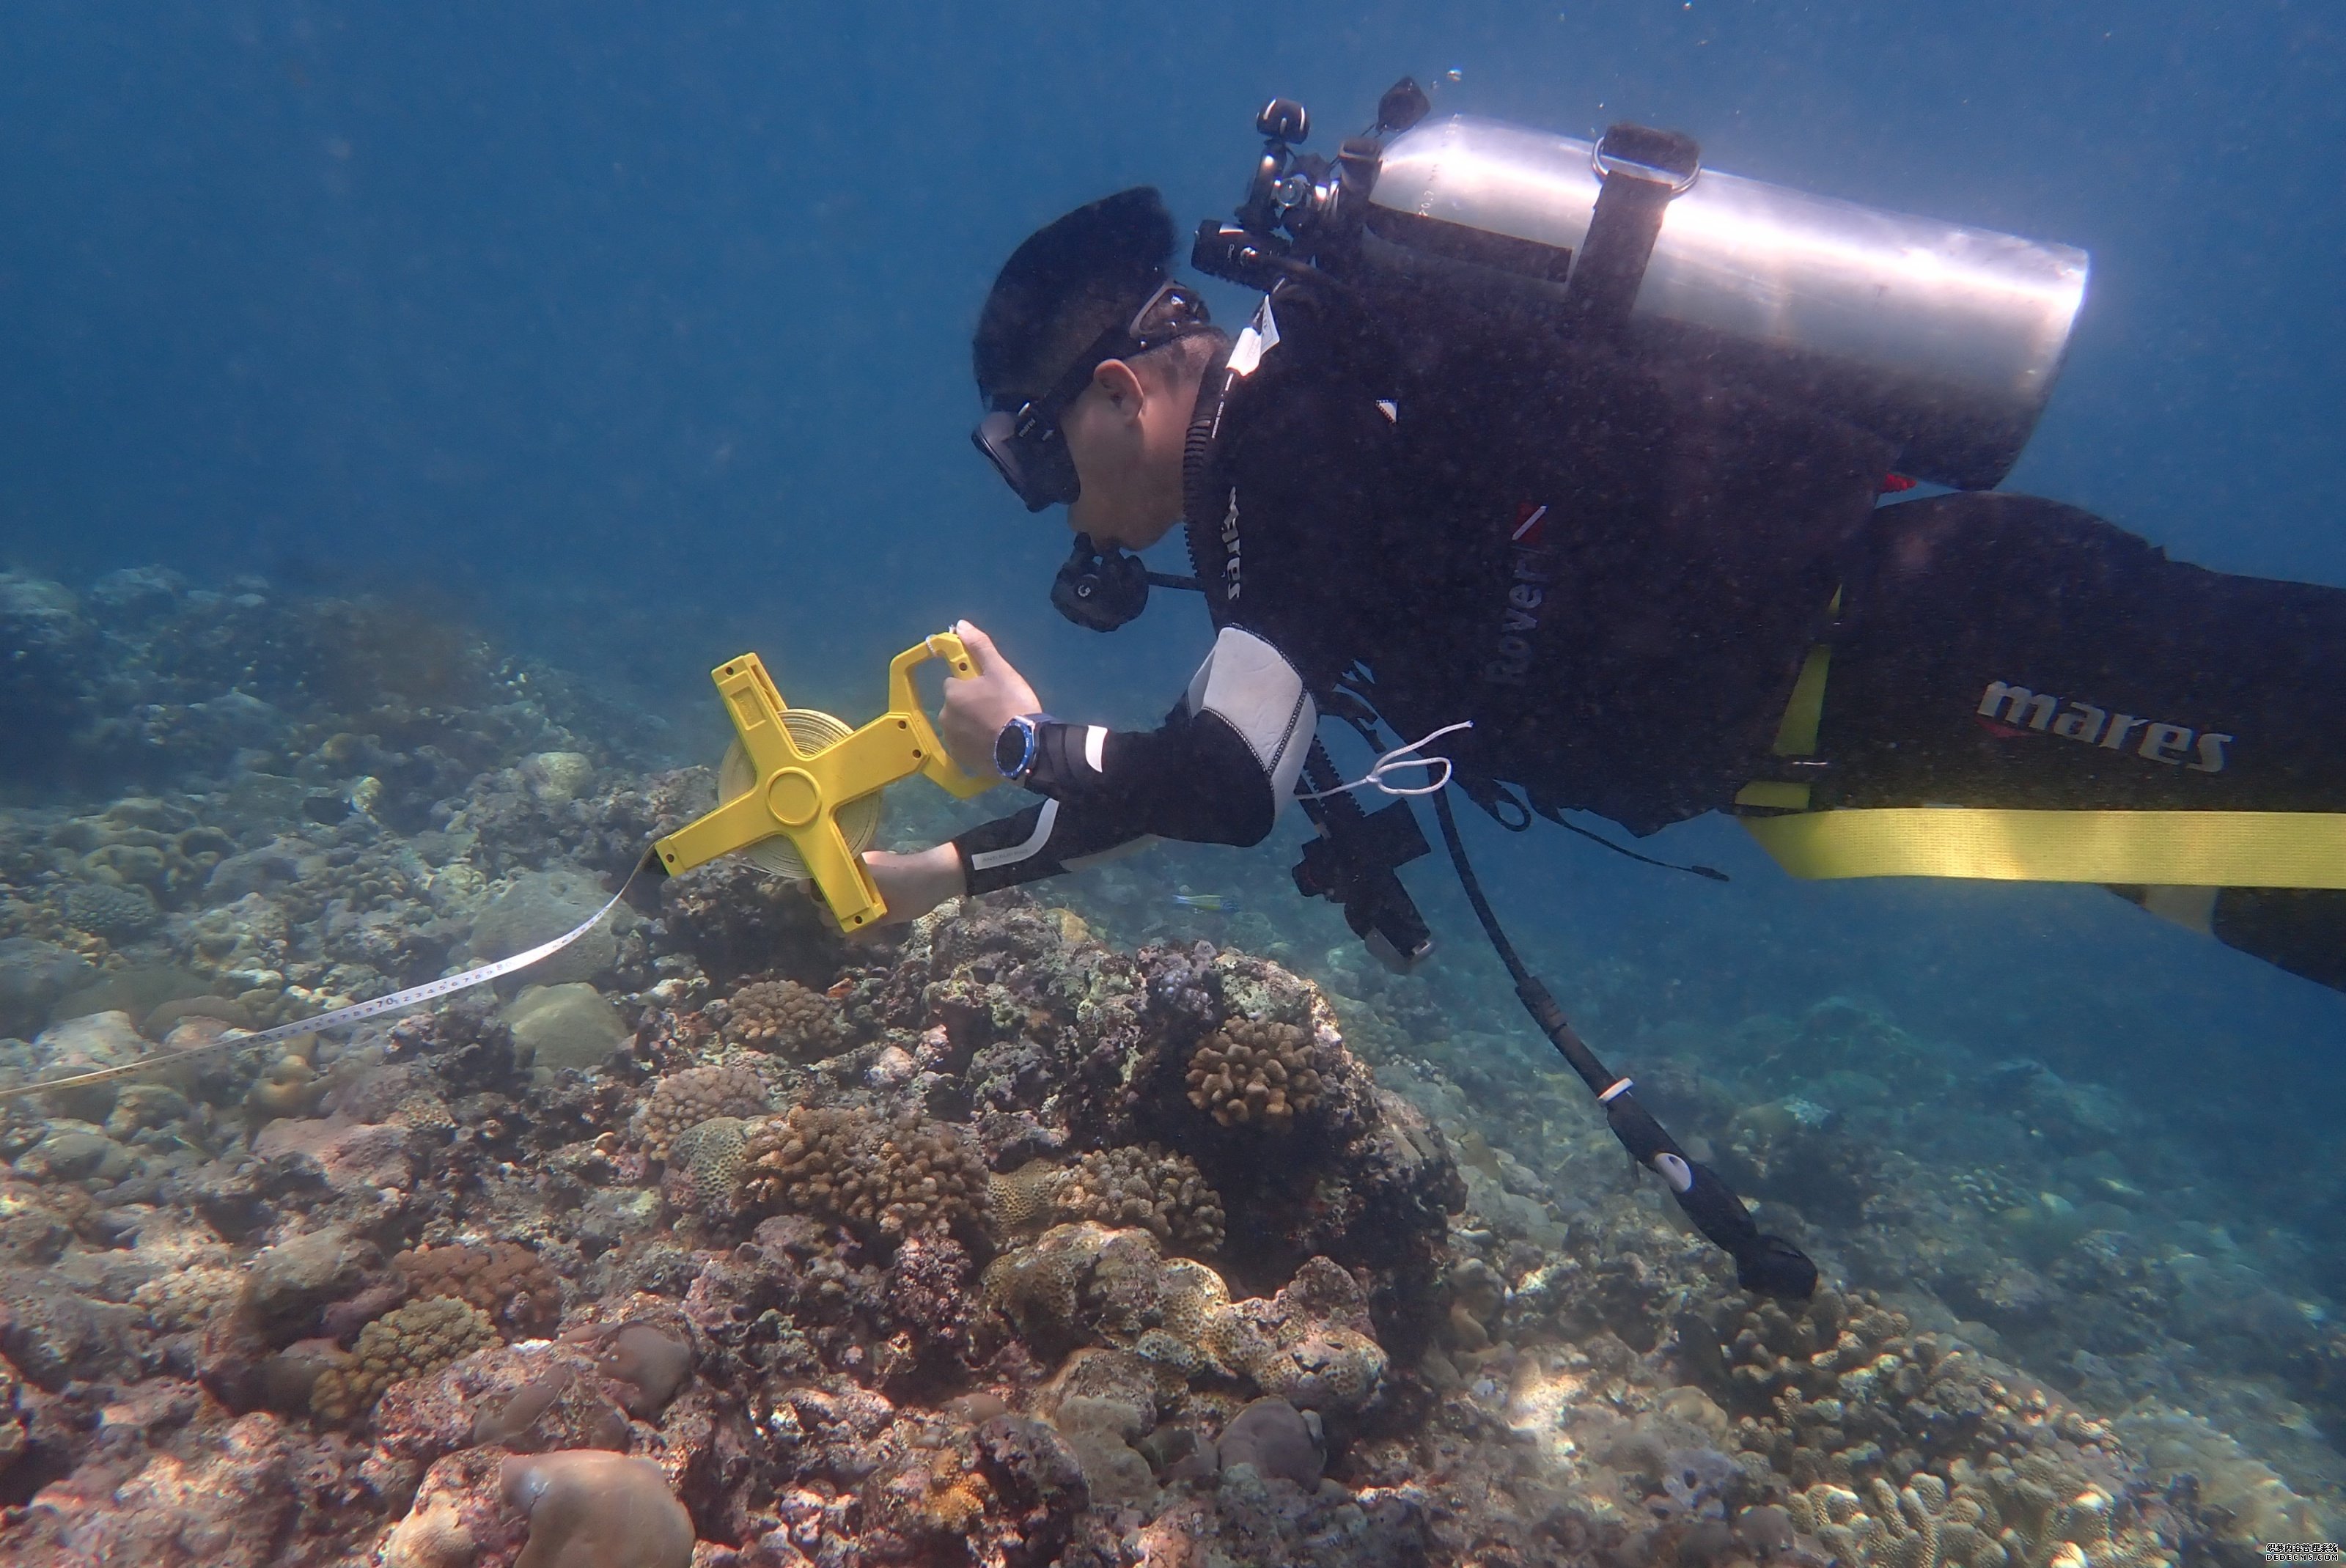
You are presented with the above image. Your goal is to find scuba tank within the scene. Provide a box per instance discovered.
[1194,84,2089,490]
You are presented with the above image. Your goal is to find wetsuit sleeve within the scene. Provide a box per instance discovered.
[950,627,1317,894]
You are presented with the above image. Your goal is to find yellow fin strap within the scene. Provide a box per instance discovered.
[1743,806,2346,889]
[653,633,991,930]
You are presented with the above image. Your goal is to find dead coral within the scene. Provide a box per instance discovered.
[721,978,845,1056]
[1185,1018,1320,1130]
[736,1104,985,1247]
[633,1061,769,1158]
[312,1296,497,1423]
[394,1242,564,1339]
[1053,1144,1225,1256]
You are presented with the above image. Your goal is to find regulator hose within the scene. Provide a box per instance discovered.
[1428,789,1819,1300]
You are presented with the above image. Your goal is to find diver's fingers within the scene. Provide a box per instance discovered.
[952,620,1002,674]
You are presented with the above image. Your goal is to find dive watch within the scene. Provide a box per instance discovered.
[993,713,1055,784]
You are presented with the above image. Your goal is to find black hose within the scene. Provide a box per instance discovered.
[1429,789,1820,1300]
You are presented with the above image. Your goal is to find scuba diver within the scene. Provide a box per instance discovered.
[853,87,2346,1295]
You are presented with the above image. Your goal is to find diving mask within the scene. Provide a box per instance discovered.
[971,279,1213,512]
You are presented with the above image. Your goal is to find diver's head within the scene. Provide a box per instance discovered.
[971,188,1224,550]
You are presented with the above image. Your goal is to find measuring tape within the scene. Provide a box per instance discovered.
[0,850,654,1105]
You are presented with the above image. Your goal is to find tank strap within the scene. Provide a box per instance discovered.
[1733,594,2346,888]
[1564,124,1702,333]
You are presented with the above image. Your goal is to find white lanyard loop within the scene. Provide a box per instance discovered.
[1295,721,1474,801]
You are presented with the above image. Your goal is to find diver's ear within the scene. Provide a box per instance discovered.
[1091,358,1147,422]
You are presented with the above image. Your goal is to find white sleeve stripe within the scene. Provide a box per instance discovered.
[1083,725,1108,772]
[968,798,1062,872]
[1197,627,1305,774]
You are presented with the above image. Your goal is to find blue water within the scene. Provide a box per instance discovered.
[2,0,2342,1497]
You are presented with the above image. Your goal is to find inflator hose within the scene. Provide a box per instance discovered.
[1427,789,1819,1300]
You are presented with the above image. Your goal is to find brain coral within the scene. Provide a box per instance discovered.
[634,1061,770,1158]
[1185,1019,1320,1130]
[735,1104,985,1247]
[722,979,844,1056]
[988,1160,1067,1235]
[1052,1144,1224,1256]
[312,1296,497,1422]
[63,880,161,940]
[393,1241,563,1339]
[666,1116,752,1215]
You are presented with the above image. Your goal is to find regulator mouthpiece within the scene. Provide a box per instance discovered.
[1051,534,1154,631]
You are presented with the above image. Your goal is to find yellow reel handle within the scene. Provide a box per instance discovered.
[891,630,993,800]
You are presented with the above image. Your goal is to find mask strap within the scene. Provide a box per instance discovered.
[1295,721,1474,800]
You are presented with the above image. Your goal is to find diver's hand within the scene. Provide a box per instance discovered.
[941,619,1042,777]
[862,844,966,925]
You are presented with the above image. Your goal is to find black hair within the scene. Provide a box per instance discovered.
[974,188,1177,411]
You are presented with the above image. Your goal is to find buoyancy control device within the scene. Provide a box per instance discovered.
[1193,83,2089,490]
[1185,83,2086,1298]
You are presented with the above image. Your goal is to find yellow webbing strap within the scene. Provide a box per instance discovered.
[1742,807,2346,888]
[1732,589,2346,888]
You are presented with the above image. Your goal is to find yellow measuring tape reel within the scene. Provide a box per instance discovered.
[654,631,996,929]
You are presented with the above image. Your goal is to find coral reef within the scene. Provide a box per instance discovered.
[0,565,2332,1565]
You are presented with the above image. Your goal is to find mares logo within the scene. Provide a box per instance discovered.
[1218,489,1242,603]
[1976,680,2231,773]
[1481,501,1555,686]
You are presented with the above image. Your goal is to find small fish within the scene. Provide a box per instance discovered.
[1169,894,1240,913]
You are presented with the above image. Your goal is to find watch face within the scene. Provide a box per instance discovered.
[993,720,1027,779]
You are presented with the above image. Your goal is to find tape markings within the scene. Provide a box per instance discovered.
[0,850,652,1103]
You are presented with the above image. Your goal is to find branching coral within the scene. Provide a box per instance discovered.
[1185,1020,1320,1130]
[1784,1467,2173,1568]
[312,1297,497,1422]
[721,978,844,1056]
[735,1105,985,1247]
[633,1061,769,1157]
[1728,1290,2124,1484]
[394,1241,563,1339]
[1051,1144,1225,1256]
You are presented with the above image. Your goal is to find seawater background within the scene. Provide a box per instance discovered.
[1,4,2341,1239]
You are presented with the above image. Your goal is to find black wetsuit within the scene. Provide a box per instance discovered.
[951,279,2346,993]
